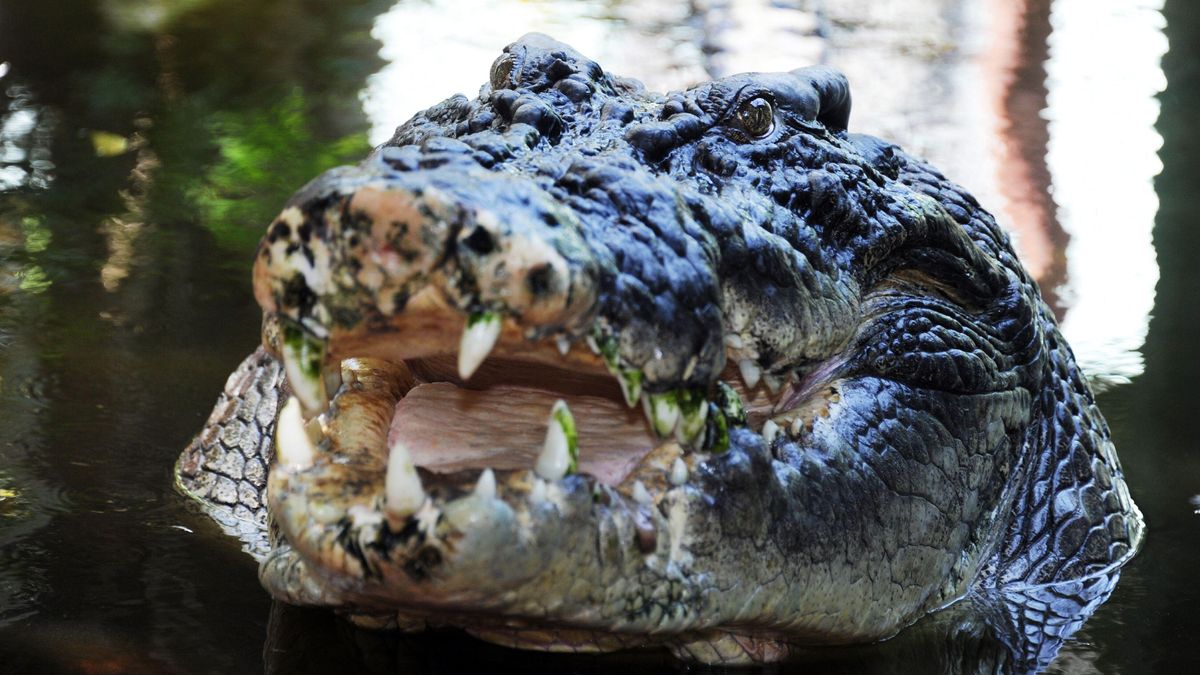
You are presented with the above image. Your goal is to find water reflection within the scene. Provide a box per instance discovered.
[0,0,389,667]
[254,568,1126,674]
[1042,0,1166,387]
[0,83,55,192]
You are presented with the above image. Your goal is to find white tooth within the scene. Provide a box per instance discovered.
[275,397,317,470]
[458,312,502,380]
[682,356,698,380]
[556,335,571,356]
[764,373,783,394]
[670,457,689,486]
[281,330,328,416]
[530,478,548,504]
[386,439,425,518]
[762,419,780,446]
[790,416,805,436]
[586,335,601,354]
[536,400,577,481]
[738,358,762,389]
[632,480,653,505]
[475,468,497,501]
[641,392,680,438]
[724,333,744,349]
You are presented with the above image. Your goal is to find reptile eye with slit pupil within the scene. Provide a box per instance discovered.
[490,55,515,89]
[736,97,774,139]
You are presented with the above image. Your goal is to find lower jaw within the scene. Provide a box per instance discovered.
[265,356,695,599]
[263,350,836,630]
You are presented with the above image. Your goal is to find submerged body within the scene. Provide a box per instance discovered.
[178,34,1142,664]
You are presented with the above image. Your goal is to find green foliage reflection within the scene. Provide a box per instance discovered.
[189,92,369,251]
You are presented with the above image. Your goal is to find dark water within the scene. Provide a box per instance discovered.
[0,1,1196,672]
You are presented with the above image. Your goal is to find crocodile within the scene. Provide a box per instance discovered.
[177,33,1143,665]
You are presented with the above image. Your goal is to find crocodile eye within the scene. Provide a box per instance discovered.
[490,55,515,89]
[736,97,774,139]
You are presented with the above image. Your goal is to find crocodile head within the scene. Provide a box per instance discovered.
[217,33,1140,663]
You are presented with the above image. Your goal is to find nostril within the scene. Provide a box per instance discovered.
[462,225,496,255]
[526,264,555,298]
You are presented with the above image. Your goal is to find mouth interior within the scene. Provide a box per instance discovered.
[381,354,658,486]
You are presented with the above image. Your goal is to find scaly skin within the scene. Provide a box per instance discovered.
[177,34,1143,664]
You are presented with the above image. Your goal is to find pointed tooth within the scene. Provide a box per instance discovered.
[632,480,653,505]
[458,312,502,380]
[641,391,680,438]
[536,400,578,481]
[763,373,783,394]
[674,389,708,445]
[555,335,571,356]
[790,416,805,436]
[682,356,698,380]
[670,457,689,486]
[612,368,642,408]
[738,358,762,389]
[475,468,496,501]
[530,477,548,504]
[275,396,316,470]
[762,419,780,446]
[594,334,640,407]
[281,324,329,416]
[385,439,425,518]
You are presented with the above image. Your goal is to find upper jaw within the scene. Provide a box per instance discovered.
[251,156,605,362]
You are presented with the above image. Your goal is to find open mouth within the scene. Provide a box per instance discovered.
[265,280,839,518]
[269,287,734,518]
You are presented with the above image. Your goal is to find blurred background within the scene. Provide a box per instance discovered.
[0,0,1194,672]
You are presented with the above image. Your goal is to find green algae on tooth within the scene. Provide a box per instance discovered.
[715,381,746,425]
[275,397,317,470]
[458,311,502,380]
[536,400,578,480]
[675,388,709,444]
[641,391,680,438]
[281,322,328,416]
[614,368,643,407]
[594,332,642,407]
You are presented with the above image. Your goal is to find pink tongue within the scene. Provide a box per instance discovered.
[388,382,657,485]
